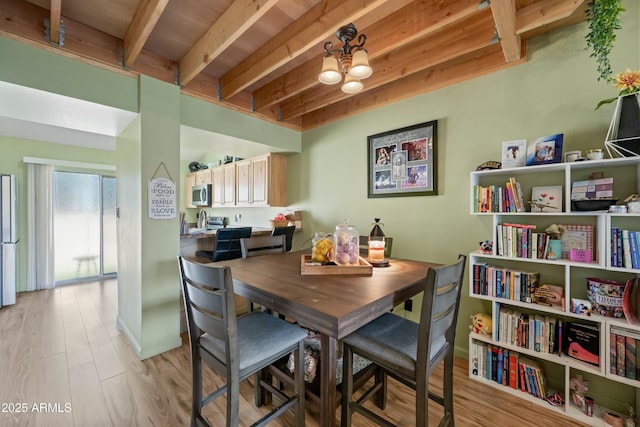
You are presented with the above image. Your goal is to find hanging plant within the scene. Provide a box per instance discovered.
[585,0,624,81]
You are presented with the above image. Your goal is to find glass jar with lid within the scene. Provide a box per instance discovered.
[334,222,359,265]
[311,232,334,263]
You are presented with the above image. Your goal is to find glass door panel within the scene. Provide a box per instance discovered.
[102,176,117,275]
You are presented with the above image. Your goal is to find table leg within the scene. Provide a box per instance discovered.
[320,334,337,427]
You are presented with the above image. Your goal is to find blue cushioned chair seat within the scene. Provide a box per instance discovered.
[200,311,307,378]
[342,312,447,379]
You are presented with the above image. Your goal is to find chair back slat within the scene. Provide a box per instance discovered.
[241,234,286,258]
[271,225,295,252]
[212,227,253,261]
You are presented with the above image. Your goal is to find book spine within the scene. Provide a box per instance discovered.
[492,346,498,381]
[617,228,623,267]
[626,336,637,380]
[622,230,632,268]
[611,227,619,267]
[610,331,618,374]
[509,352,518,389]
[617,335,626,376]
[630,231,640,269]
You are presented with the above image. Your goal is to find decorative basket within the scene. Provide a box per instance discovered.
[269,220,289,228]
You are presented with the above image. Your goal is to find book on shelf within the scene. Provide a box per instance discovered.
[626,336,636,380]
[564,322,600,366]
[610,326,640,380]
[617,334,626,376]
[610,331,618,375]
[630,231,640,269]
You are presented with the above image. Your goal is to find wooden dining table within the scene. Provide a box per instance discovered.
[214,250,439,427]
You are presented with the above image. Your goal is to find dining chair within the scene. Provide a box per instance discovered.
[358,235,394,258]
[340,254,467,427]
[271,225,296,252]
[178,256,307,427]
[196,226,252,262]
[241,234,286,258]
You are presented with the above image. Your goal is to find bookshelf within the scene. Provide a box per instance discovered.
[468,157,640,426]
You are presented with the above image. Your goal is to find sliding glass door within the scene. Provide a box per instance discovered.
[53,171,117,284]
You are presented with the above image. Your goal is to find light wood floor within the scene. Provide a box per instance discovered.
[0,280,588,427]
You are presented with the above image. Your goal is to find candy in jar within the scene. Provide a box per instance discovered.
[311,232,334,263]
[334,223,359,265]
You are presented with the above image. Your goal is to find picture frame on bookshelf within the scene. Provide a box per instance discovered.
[529,186,563,212]
[561,224,594,260]
[501,139,527,169]
[525,133,564,166]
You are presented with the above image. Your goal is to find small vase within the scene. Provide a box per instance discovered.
[546,239,563,260]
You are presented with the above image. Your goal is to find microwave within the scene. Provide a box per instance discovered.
[192,184,211,206]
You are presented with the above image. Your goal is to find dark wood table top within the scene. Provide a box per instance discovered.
[216,250,439,338]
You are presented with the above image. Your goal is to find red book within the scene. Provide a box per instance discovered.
[509,352,518,389]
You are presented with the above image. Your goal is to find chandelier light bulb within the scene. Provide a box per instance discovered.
[341,75,363,93]
[348,49,372,79]
[318,56,342,84]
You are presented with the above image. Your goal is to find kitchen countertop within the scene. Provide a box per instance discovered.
[180,226,273,239]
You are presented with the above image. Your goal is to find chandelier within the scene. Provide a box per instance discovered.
[318,23,372,94]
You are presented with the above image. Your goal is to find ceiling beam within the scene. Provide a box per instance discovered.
[516,0,586,34]
[302,43,524,130]
[49,0,62,45]
[179,0,280,87]
[491,0,521,62]
[280,10,496,121]
[123,0,169,68]
[218,0,392,101]
[252,0,485,111]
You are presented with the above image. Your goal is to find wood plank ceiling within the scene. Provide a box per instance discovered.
[0,0,588,131]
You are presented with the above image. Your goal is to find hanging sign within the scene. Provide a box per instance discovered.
[148,177,176,219]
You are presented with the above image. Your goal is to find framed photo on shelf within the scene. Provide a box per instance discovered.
[501,139,527,169]
[525,133,564,166]
[530,185,563,212]
[561,224,594,261]
[367,121,437,198]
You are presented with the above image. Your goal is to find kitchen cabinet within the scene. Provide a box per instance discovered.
[235,153,286,207]
[210,163,236,206]
[184,172,196,208]
[194,168,212,185]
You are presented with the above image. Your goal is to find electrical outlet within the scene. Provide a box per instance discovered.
[404,299,413,312]
[234,213,241,222]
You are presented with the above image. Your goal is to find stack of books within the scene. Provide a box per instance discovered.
[471,263,540,303]
[470,342,548,400]
[473,177,525,213]
[611,228,640,269]
[495,307,561,354]
[610,326,640,380]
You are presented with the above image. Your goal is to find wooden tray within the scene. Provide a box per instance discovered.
[300,255,373,276]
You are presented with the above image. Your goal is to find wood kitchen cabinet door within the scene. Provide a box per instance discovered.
[222,163,236,205]
[184,172,196,208]
[194,168,212,185]
[211,166,224,206]
[235,159,252,205]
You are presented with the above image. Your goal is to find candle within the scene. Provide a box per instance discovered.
[368,240,385,261]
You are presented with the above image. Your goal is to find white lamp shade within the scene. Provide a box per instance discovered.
[341,75,363,93]
[348,49,372,79]
[318,56,342,84]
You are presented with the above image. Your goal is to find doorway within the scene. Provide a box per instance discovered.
[53,171,117,284]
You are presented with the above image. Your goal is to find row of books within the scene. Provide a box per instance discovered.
[470,341,547,400]
[495,307,560,354]
[610,326,640,381]
[495,223,553,260]
[473,177,525,213]
[472,263,540,303]
[611,228,640,269]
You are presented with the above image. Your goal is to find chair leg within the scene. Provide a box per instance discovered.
[294,341,306,427]
[340,344,354,427]
[227,372,240,427]
[442,352,455,427]
[373,366,387,409]
[416,371,428,427]
[191,354,203,427]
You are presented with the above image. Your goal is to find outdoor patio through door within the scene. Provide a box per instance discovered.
[53,171,117,284]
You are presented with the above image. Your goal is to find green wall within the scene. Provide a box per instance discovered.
[293,2,640,357]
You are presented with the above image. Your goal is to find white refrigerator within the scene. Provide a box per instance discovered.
[1,175,17,307]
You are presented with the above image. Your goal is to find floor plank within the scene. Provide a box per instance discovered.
[0,280,589,427]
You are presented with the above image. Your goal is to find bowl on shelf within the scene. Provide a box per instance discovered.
[571,198,619,211]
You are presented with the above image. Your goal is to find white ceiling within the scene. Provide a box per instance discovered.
[0,80,271,160]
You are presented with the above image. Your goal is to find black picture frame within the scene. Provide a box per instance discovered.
[367,121,437,198]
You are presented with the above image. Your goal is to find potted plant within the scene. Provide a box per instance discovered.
[545,224,566,260]
[585,0,625,82]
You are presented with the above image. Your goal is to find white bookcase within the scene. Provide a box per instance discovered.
[468,157,640,426]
